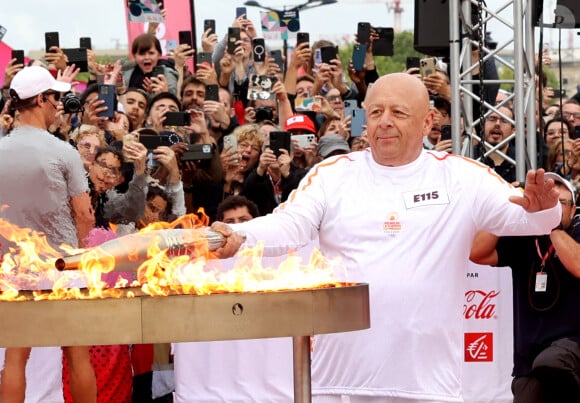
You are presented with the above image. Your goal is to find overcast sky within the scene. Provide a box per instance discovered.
[1,0,578,54]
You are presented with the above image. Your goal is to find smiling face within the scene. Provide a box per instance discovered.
[363,73,433,166]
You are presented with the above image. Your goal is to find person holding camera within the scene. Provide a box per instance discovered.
[0,66,96,403]
[209,72,561,403]
[471,173,580,402]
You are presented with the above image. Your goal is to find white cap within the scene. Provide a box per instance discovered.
[545,172,576,203]
[10,66,71,100]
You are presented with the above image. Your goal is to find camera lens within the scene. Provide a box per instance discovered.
[62,93,82,114]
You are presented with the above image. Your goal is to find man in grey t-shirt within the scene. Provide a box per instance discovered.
[0,66,96,403]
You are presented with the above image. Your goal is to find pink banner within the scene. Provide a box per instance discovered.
[124,0,194,71]
[0,42,13,85]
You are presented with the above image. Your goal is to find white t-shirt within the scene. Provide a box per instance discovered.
[231,149,560,402]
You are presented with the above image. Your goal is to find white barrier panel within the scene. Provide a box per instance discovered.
[462,262,514,403]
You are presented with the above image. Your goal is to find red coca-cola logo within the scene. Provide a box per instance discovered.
[463,290,499,319]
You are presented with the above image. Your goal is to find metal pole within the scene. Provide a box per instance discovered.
[524,0,538,170]
[513,0,527,182]
[189,0,197,55]
[293,335,312,403]
[449,0,462,154]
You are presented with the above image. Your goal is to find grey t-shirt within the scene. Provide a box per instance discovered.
[0,126,89,250]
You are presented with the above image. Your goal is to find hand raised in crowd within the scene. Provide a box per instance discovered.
[44,46,68,71]
[3,58,24,88]
[233,15,257,39]
[82,98,108,127]
[289,42,311,70]
[104,112,130,142]
[317,95,339,119]
[203,100,230,129]
[195,63,218,85]
[244,106,256,124]
[347,60,366,86]
[48,102,72,138]
[277,148,292,178]
[220,52,236,76]
[423,73,446,94]
[201,28,218,53]
[266,56,284,82]
[509,169,559,212]
[185,109,211,141]
[122,140,148,175]
[152,146,181,183]
[103,60,123,86]
[257,147,277,176]
[329,58,348,93]
[271,80,288,102]
[143,74,169,94]
[340,115,352,139]
[435,139,453,153]
[170,44,195,73]
[57,64,81,84]
[87,49,105,76]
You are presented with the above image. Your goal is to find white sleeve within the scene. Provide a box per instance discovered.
[234,164,327,256]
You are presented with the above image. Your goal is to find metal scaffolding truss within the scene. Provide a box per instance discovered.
[449,0,537,181]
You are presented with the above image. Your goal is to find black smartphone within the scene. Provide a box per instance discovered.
[178,30,192,47]
[297,32,310,48]
[352,44,367,71]
[269,131,291,157]
[270,50,283,71]
[441,125,452,141]
[204,19,216,36]
[151,65,164,77]
[97,84,116,119]
[227,27,241,55]
[357,22,371,45]
[320,46,338,64]
[197,51,212,66]
[406,57,421,70]
[63,48,88,72]
[574,126,580,140]
[45,31,60,53]
[205,84,219,102]
[553,89,566,98]
[164,111,191,126]
[236,7,247,18]
[11,50,25,66]
[372,27,394,56]
[181,144,214,162]
[252,38,266,63]
[79,37,92,50]
[139,134,171,150]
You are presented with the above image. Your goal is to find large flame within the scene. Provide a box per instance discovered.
[0,211,347,301]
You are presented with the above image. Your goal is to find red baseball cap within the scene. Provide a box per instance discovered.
[284,114,316,133]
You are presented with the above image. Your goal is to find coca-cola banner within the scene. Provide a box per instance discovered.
[463,261,514,403]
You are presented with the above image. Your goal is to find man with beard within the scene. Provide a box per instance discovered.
[479,105,516,183]
[120,88,148,130]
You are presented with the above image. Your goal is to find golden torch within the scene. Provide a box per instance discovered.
[55,228,245,272]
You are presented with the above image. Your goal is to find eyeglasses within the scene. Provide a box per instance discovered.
[78,141,100,154]
[43,91,60,102]
[563,112,580,120]
[94,159,122,179]
[241,37,252,43]
[327,95,342,103]
[559,198,574,206]
[485,115,511,125]
[238,141,261,153]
